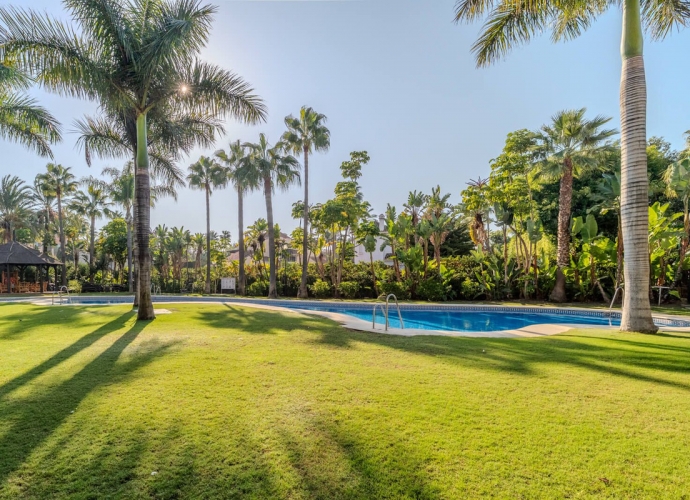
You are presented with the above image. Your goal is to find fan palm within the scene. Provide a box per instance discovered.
[0,61,61,157]
[0,175,33,243]
[70,182,112,282]
[0,0,267,319]
[238,135,300,298]
[35,164,77,285]
[453,0,689,330]
[187,156,226,294]
[281,107,330,298]
[532,109,616,302]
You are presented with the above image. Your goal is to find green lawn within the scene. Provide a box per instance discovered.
[1,304,689,499]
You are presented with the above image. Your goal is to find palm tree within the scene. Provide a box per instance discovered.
[187,156,227,294]
[452,0,689,330]
[246,218,269,281]
[0,0,267,320]
[102,166,135,291]
[31,177,56,253]
[0,61,61,157]
[238,135,300,298]
[191,233,206,284]
[532,109,616,302]
[0,175,33,243]
[35,164,77,286]
[282,107,330,298]
[70,182,112,282]
[215,140,259,295]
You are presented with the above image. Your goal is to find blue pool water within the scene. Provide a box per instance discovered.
[64,296,690,332]
[293,306,623,332]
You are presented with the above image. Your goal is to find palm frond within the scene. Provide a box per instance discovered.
[0,7,117,102]
[177,60,267,124]
[0,91,62,157]
[470,0,552,67]
[73,115,131,166]
[137,0,215,85]
[642,0,690,39]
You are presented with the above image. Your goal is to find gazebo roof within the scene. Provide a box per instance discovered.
[0,242,63,266]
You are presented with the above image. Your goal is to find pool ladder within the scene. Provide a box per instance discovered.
[51,286,71,305]
[372,294,405,331]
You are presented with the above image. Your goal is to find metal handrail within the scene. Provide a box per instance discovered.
[372,294,405,331]
[385,294,404,330]
[609,285,624,310]
[372,303,384,329]
[52,285,71,305]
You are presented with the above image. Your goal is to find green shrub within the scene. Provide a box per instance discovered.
[246,281,268,297]
[378,280,410,300]
[416,276,454,301]
[338,281,360,299]
[309,279,332,299]
[460,278,482,300]
[68,279,82,294]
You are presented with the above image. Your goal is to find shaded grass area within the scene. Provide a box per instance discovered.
[0,304,689,498]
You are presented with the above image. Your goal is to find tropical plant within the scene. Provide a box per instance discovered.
[282,107,330,298]
[35,164,77,285]
[0,175,33,243]
[452,0,690,330]
[0,0,267,319]
[215,140,259,295]
[187,156,226,294]
[531,109,616,302]
[31,176,56,253]
[70,181,112,282]
[0,61,61,157]
[238,135,300,298]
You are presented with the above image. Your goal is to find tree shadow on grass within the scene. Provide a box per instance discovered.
[192,303,335,336]
[312,327,690,392]
[0,320,178,488]
[0,304,111,341]
[0,311,136,400]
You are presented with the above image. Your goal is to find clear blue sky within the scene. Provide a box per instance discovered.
[2,0,690,238]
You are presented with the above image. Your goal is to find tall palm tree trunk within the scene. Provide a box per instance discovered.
[264,177,277,299]
[135,113,155,320]
[132,168,139,306]
[127,211,133,293]
[298,146,310,298]
[89,214,95,283]
[619,0,656,332]
[550,158,573,302]
[57,193,67,287]
[205,185,211,294]
[237,187,246,295]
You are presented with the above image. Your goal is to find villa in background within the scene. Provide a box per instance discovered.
[354,214,395,266]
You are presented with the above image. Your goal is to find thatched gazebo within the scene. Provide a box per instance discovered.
[0,242,64,293]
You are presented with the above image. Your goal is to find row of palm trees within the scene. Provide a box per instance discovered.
[191,110,329,300]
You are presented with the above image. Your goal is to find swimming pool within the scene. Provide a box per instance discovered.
[62,296,690,332]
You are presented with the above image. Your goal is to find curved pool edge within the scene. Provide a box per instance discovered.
[14,294,690,338]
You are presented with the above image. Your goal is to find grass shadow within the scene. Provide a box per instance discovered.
[0,311,135,400]
[0,320,177,487]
